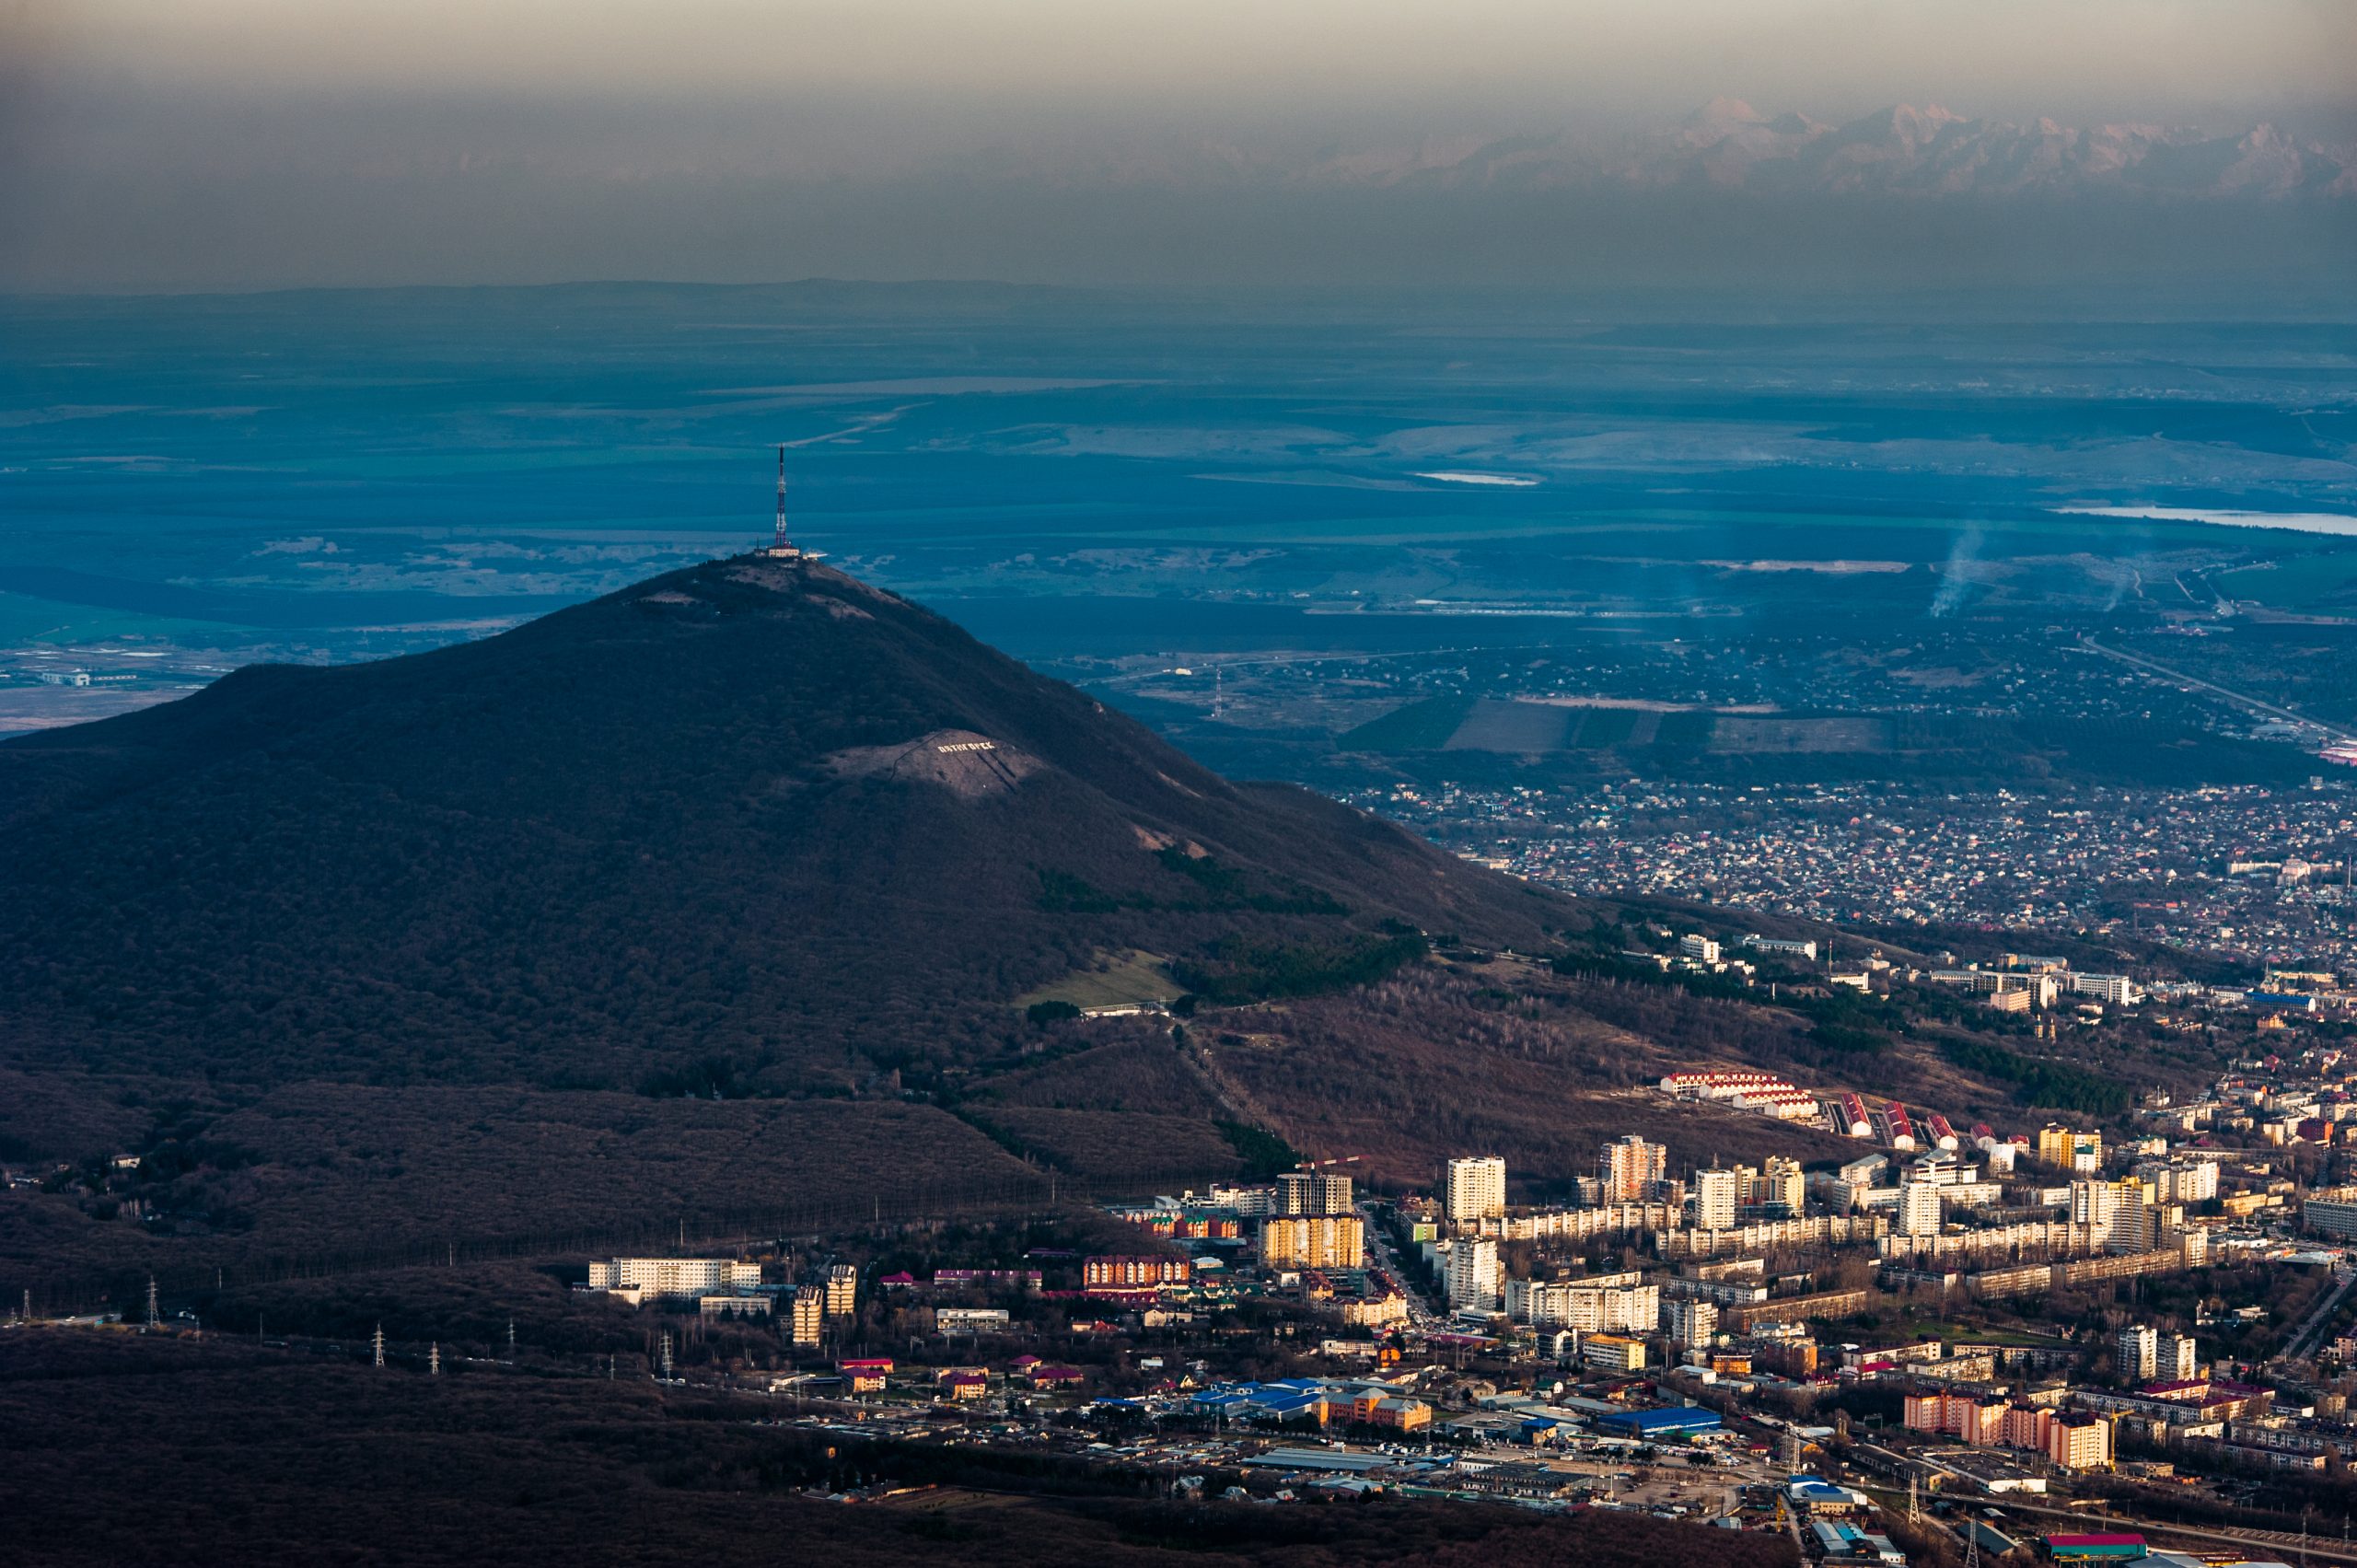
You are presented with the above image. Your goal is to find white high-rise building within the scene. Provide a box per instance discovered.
[1898,1181,1944,1237]
[2117,1323,2158,1382]
[1661,1296,1719,1352]
[1445,1236,1502,1310]
[586,1258,760,1298]
[1598,1136,1667,1202]
[1507,1273,1655,1332]
[1445,1156,1508,1225]
[2071,1179,2124,1229]
[1692,1168,1739,1232]
[2158,1331,2199,1382]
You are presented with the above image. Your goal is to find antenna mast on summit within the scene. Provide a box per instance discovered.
[767,445,801,559]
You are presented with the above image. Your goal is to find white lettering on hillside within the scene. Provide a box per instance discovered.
[935,740,997,753]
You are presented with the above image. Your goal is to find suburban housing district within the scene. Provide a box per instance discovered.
[87,1028,2339,1568]
[22,920,2357,1566]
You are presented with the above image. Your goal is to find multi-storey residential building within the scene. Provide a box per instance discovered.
[1898,1181,1943,1237]
[2047,1411,2112,1470]
[1276,1169,1354,1216]
[1275,1169,1353,1216]
[1692,1168,1739,1232]
[1082,1256,1192,1289]
[824,1262,858,1318]
[2069,973,2141,1005]
[2302,1185,2357,1239]
[1579,1333,1648,1372]
[1206,1183,1275,1217]
[2118,1324,2159,1381]
[1337,1294,1408,1330]
[1946,1401,2115,1471]
[1260,1214,1365,1271]
[1444,1156,1508,1225]
[2159,1332,2199,1382]
[1904,1390,2007,1446]
[2002,1403,2051,1452]
[2131,1159,2217,1203]
[2071,1178,2141,1229]
[586,1258,761,1299]
[1445,1236,1502,1310]
[1597,1136,1666,1203]
[2038,1125,2105,1173]
[1743,935,1818,961]
[1506,1272,1657,1333]
[789,1285,824,1347]
[2107,1200,2165,1255]
[1756,1156,1806,1213]
[1661,1296,1718,1352]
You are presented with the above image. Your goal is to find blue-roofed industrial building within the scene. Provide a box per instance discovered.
[1787,1476,1870,1511]
[1811,1520,1906,1564]
[1592,1405,1723,1439]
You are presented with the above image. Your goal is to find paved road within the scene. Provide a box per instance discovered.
[2080,636,2357,743]
[1360,1202,1443,1330]
[1991,1495,2357,1566]
[2281,1260,2357,1364]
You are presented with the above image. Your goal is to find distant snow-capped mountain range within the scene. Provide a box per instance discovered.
[1014,100,2354,200]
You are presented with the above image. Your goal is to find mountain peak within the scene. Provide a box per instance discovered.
[0,557,1565,1090]
[1687,96,1766,127]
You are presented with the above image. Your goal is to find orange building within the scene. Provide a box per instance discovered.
[1903,1390,2008,1446]
[2046,1411,2112,1470]
[1351,1393,1432,1431]
[2002,1402,2050,1452]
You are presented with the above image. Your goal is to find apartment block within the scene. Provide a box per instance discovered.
[1260,1214,1365,1271]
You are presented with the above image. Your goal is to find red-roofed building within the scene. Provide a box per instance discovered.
[1083,1256,1191,1289]
[839,1357,893,1394]
[1028,1365,1086,1388]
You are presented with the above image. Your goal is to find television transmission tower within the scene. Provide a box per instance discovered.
[429,1342,440,1376]
[765,446,801,559]
[660,1331,675,1379]
[507,1319,517,1361]
[373,1324,385,1368]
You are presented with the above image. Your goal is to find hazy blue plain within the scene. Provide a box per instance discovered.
[1,284,2351,714]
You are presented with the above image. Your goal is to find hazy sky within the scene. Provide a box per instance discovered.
[4,1,2351,292]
